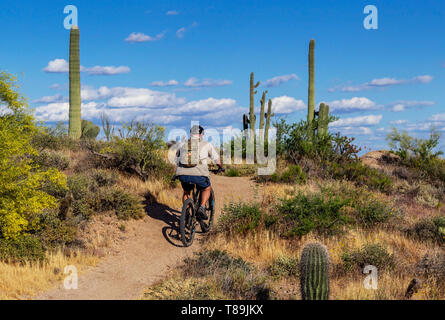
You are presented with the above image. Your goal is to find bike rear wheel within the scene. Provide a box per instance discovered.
[199,189,215,233]
[180,198,196,247]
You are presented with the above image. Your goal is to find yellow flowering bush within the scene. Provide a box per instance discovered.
[0,71,67,239]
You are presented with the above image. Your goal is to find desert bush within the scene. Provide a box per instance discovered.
[387,127,443,162]
[67,174,98,200]
[268,255,299,279]
[326,161,392,193]
[341,243,394,272]
[280,164,307,184]
[0,71,67,239]
[0,234,46,264]
[276,190,351,237]
[218,203,265,235]
[353,198,394,228]
[226,168,240,177]
[109,188,145,220]
[183,250,270,300]
[274,118,361,163]
[37,210,78,247]
[416,251,445,280]
[89,169,119,187]
[32,150,70,171]
[387,127,445,185]
[32,122,79,151]
[407,216,445,244]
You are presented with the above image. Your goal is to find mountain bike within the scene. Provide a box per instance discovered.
[178,168,224,247]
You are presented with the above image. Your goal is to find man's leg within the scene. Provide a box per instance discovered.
[183,190,191,203]
[200,186,212,207]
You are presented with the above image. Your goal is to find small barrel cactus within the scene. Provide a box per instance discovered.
[299,242,330,300]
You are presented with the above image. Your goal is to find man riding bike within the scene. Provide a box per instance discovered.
[174,125,224,220]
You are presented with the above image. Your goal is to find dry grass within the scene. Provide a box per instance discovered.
[0,250,98,300]
[118,175,182,209]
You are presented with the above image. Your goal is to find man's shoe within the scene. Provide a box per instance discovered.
[197,205,208,220]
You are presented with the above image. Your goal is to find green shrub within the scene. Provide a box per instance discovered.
[32,150,70,171]
[111,188,145,220]
[280,164,306,184]
[354,199,393,227]
[218,203,265,235]
[327,161,392,193]
[0,235,46,264]
[226,168,240,177]
[67,174,97,200]
[276,190,351,237]
[184,250,270,300]
[72,199,93,220]
[341,243,394,272]
[407,216,445,244]
[38,210,78,247]
[89,169,119,187]
[268,255,299,278]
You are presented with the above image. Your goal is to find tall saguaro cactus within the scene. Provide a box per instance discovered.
[299,242,330,300]
[264,99,274,142]
[68,26,81,139]
[307,39,315,132]
[249,72,260,136]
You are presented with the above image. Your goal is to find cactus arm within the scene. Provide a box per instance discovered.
[68,26,82,139]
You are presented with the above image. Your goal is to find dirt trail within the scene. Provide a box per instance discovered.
[36,175,257,300]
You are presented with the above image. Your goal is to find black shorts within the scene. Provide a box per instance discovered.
[179,175,211,191]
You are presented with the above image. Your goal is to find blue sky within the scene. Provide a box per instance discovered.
[1,0,444,151]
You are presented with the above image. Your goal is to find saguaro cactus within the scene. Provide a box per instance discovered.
[307,39,315,133]
[264,99,274,142]
[317,103,330,137]
[259,91,267,132]
[249,72,260,136]
[68,26,81,139]
[299,242,330,300]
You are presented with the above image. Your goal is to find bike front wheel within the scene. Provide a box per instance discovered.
[180,198,196,247]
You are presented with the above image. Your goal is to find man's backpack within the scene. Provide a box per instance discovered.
[179,138,201,168]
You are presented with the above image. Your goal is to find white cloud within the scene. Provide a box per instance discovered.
[184,77,232,88]
[106,88,186,108]
[43,59,130,75]
[83,66,130,75]
[166,10,179,15]
[176,27,186,38]
[331,115,382,127]
[335,126,374,135]
[390,119,409,125]
[149,80,179,87]
[263,74,299,88]
[331,75,433,92]
[176,22,198,38]
[43,59,69,73]
[328,97,379,113]
[429,113,445,122]
[270,96,306,114]
[33,94,66,104]
[175,98,237,114]
[388,100,435,112]
[125,31,165,43]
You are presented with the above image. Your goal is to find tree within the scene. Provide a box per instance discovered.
[0,71,66,239]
